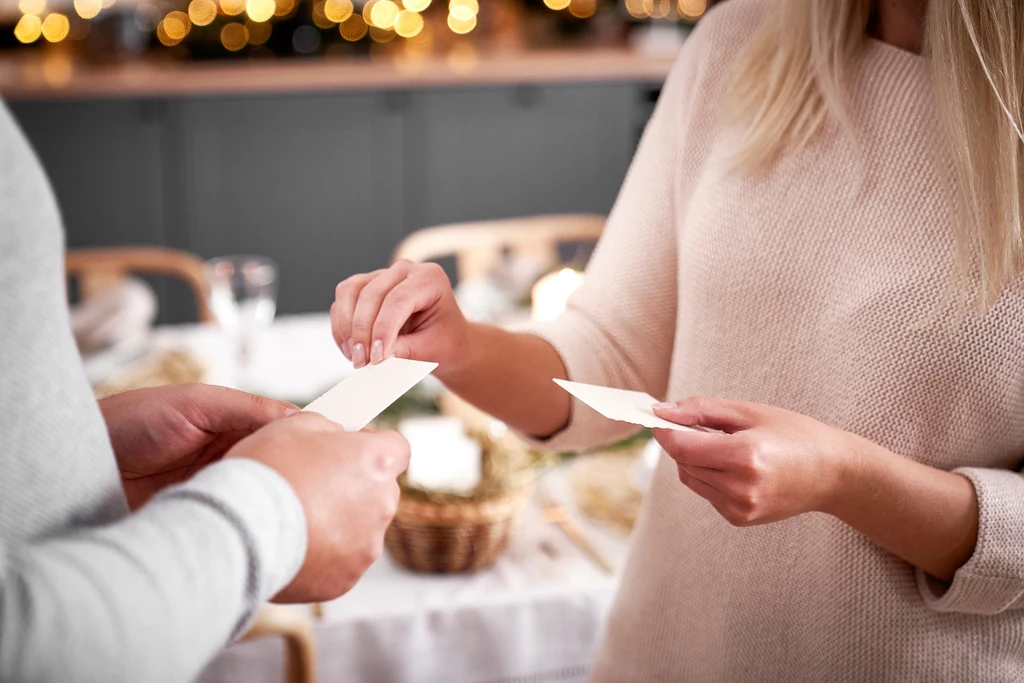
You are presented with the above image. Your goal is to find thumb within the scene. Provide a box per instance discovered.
[389,329,436,364]
[179,385,299,434]
[652,396,756,433]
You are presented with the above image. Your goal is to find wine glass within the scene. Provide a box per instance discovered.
[205,255,278,388]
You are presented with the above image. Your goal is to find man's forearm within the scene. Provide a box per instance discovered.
[0,459,305,682]
[437,323,572,440]
[824,439,979,582]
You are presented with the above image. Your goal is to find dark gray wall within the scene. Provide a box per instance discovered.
[10,81,659,320]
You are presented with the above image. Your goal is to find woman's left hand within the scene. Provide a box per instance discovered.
[652,397,862,526]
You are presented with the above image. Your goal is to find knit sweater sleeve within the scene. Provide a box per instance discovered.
[0,458,307,683]
[916,467,1024,614]
[514,31,711,453]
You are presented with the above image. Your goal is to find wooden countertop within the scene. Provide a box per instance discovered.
[0,48,674,100]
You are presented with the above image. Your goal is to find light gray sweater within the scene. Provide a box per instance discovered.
[0,100,308,682]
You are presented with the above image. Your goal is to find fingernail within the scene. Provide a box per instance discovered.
[653,402,674,411]
[284,407,299,416]
[352,343,366,368]
[341,340,351,360]
[370,339,384,365]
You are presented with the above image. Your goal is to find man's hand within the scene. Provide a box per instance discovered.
[225,412,411,602]
[100,384,297,509]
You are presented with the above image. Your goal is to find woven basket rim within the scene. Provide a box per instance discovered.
[393,484,532,525]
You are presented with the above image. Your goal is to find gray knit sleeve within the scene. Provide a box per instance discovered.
[916,467,1024,614]
[0,458,306,682]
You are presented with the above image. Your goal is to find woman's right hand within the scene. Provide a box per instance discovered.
[331,260,474,374]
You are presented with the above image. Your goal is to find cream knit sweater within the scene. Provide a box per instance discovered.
[528,1,1024,680]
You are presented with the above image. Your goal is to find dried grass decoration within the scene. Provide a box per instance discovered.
[383,392,553,573]
[94,349,205,397]
[568,432,649,535]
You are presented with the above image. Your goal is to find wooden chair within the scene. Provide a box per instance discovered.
[392,214,606,280]
[240,605,317,683]
[65,246,214,323]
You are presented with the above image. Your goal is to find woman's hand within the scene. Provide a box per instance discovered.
[100,384,297,509]
[653,395,980,581]
[331,260,474,376]
[651,397,859,526]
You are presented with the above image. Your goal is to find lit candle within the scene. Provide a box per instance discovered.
[531,268,584,322]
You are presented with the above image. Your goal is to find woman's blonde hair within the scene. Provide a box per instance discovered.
[726,0,1024,307]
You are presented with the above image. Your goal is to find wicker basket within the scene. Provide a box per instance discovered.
[385,484,531,573]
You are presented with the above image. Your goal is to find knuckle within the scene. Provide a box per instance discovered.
[382,287,409,310]
[350,320,372,338]
[248,391,269,411]
[736,439,764,477]
[335,275,367,301]
[288,411,328,431]
[421,261,448,282]
[367,273,395,295]
[722,504,754,527]
[736,491,759,515]
[331,305,351,333]
[371,313,398,338]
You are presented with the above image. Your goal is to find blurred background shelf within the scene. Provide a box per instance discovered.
[9,70,661,321]
[0,48,672,97]
[1,0,704,321]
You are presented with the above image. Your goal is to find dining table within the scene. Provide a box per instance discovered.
[86,313,633,683]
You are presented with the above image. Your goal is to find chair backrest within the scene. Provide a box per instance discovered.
[65,246,213,323]
[392,214,605,281]
[240,605,317,683]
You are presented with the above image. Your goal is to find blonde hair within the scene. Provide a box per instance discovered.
[726,0,1024,306]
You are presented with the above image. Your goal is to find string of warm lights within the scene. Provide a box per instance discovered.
[11,0,705,50]
[625,0,705,20]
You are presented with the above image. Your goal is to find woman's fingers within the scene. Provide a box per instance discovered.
[677,462,728,488]
[677,464,730,509]
[173,384,298,434]
[653,428,731,469]
[333,261,456,368]
[330,302,352,360]
[653,396,759,433]
[348,263,414,366]
[372,278,439,361]
[332,270,383,358]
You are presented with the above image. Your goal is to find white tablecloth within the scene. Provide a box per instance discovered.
[98,314,632,683]
[84,313,360,401]
[199,467,627,683]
